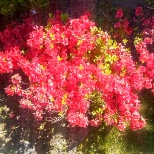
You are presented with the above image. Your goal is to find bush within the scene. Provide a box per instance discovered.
[0,7,153,132]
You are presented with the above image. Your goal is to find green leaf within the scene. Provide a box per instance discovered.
[61,13,69,24]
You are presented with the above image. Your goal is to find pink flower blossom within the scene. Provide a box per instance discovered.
[11,74,22,85]
[125,26,133,35]
[9,112,15,118]
[114,22,121,28]
[3,29,11,38]
[123,19,129,28]
[135,7,143,16]
[115,9,123,18]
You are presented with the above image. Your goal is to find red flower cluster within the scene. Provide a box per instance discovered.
[114,9,133,38]
[113,6,153,45]
[0,11,153,131]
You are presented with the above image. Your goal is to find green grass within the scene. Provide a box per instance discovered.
[78,90,154,154]
[78,124,154,154]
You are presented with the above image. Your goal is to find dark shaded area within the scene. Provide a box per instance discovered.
[0,90,88,153]
[0,94,63,153]
[107,0,147,9]
[49,0,70,15]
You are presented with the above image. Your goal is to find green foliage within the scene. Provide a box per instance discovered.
[0,0,50,29]
[146,0,154,5]
[78,126,129,154]
[78,124,154,153]
[29,0,49,7]
[0,0,29,15]
[134,36,143,45]
[0,0,49,15]
[61,13,69,24]
[88,91,105,118]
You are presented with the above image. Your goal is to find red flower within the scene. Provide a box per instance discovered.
[0,12,150,131]
[114,22,121,28]
[67,112,88,127]
[90,118,101,127]
[130,116,146,130]
[122,19,129,28]
[3,29,11,38]
[125,26,133,35]
[115,9,123,18]
[9,112,15,118]
[5,85,15,96]
[135,7,143,16]
[13,25,21,35]
[11,74,22,85]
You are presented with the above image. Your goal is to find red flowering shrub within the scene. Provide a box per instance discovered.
[0,9,153,131]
